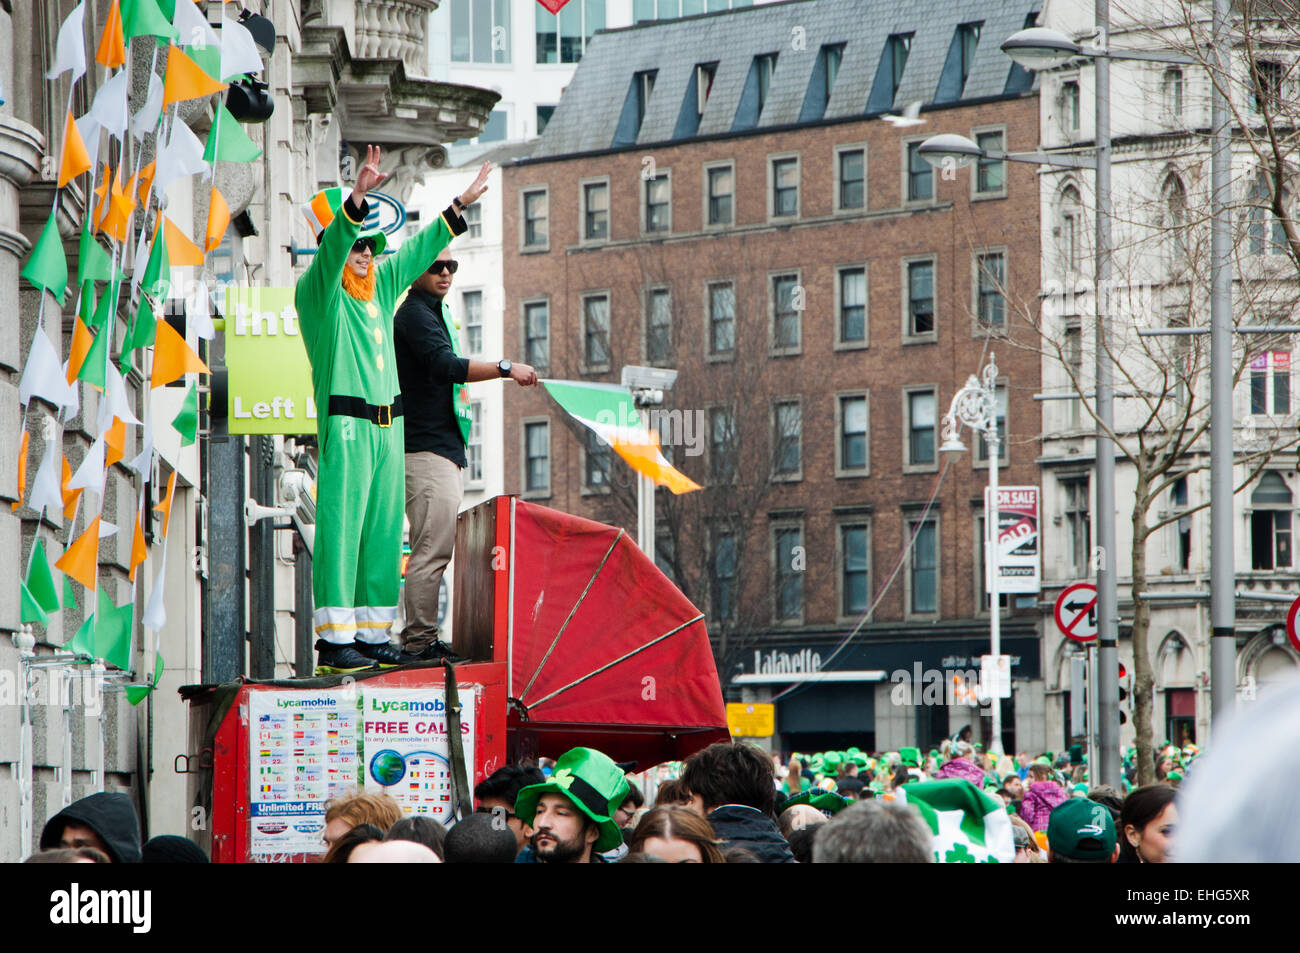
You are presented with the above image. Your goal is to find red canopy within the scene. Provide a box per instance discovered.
[453,497,729,767]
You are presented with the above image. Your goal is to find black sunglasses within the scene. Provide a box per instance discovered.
[352,237,376,254]
[428,259,459,275]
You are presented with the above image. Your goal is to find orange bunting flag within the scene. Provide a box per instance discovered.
[99,167,135,243]
[154,470,177,539]
[137,160,156,207]
[104,417,127,467]
[58,110,93,188]
[162,215,205,266]
[56,516,102,591]
[205,186,230,253]
[129,506,148,582]
[97,0,127,69]
[11,430,29,512]
[92,164,110,227]
[162,45,228,108]
[67,316,94,384]
[61,456,83,512]
[150,319,209,388]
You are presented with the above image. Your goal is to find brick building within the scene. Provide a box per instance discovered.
[499,0,1047,753]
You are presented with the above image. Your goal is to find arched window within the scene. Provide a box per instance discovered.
[1251,472,1293,570]
[1248,173,1289,256]
[1058,184,1082,273]
[1161,174,1189,271]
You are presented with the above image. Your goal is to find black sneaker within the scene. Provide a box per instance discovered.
[315,640,379,676]
[408,640,466,663]
[354,639,416,668]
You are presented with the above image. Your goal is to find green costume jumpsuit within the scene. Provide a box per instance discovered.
[294,196,466,645]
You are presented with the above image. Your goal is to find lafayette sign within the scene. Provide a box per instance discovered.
[751,649,822,675]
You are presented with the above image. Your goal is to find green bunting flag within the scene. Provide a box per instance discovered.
[79,281,97,326]
[77,221,117,286]
[88,277,119,332]
[204,102,262,163]
[64,574,78,607]
[21,211,69,304]
[25,540,62,616]
[142,227,169,300]
[171,381,199,445]
[126,295,158,352]
[21,582,49,626]
[95,586,134,671]
[76,322,112,391]
[187,44,221,80]
[122,0,179,41]
[67,613,96,657]
[125,649,163,706]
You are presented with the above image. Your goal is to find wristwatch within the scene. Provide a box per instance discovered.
[453,196,466,212]
[497,359,512,378]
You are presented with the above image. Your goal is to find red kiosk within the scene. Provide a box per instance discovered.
[183,497,728,862]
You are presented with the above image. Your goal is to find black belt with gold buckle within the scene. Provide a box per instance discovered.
[328,395,404,427]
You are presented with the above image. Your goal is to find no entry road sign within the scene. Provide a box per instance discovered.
[1056,582,1098,643]
[1287,595,1300,653]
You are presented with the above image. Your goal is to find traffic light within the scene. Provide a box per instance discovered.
[1118,662,1131,726]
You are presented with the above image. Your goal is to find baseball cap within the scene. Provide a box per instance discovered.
[1047,799,1116,861]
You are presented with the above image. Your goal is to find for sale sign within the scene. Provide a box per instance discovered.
[985,486,1040,594]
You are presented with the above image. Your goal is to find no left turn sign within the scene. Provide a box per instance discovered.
[1286,595,1300,653]
[1056,582,1098,643]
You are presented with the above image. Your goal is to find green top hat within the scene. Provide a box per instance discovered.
[780,790,852,816]
[1047,799,1116,861]
[514,747,630,853]
[899,747,921,767]
[302,186,388,255]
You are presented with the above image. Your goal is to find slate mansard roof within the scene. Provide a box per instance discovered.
[527,0,1041,162]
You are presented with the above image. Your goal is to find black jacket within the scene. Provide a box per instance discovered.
[40,791,142,863]
[708,805,796,863]
[394,287,471,465]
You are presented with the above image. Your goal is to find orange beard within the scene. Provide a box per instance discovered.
[341,260,376,301]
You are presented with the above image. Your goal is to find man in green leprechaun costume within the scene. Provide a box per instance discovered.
[513,748,630,863]
[296,145,491,674]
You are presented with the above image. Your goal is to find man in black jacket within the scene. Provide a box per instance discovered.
[681,741,796,863]
[393,246,537,659]
[39,791,143,863]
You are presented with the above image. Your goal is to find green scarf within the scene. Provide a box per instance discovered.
[441,298,473,445]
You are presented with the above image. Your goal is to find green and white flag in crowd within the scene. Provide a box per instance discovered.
[895,779,1014,863]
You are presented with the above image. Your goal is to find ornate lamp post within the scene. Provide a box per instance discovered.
[940,353,1005,757]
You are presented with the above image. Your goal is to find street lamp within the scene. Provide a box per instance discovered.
[917,133,1094,171]
[940,353,1006,758]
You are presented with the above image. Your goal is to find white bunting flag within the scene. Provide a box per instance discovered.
[131,72,165,143]
[68,435,106,491]
[220,13,264,81]
[46,2,87,82]
[143,562,167,631]
[173,0,220,50]
[19,327,77,410]
[88,68,131,140]
[105,360,141,426]
[27,430,65,516]
[187,278,215,340]
[153,117,210,199]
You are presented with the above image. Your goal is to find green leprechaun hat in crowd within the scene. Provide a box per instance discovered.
[514,747,630,853]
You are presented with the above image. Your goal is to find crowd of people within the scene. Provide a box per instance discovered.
[25,677,1300,863]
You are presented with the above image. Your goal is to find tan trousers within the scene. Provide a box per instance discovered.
[401,451,463,651]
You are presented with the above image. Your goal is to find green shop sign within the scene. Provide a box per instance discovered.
[224,286,317,435]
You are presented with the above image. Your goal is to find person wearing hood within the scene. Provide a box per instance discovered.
[932,740,987,786]
[680,742,795,863]
[1019,762,1069,832]
[39,791,142,863]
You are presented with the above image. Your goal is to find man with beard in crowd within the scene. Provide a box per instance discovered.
[513,748,629,863]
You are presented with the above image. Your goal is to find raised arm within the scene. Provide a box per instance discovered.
[377,162,493,303]
[294,146,388,324]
